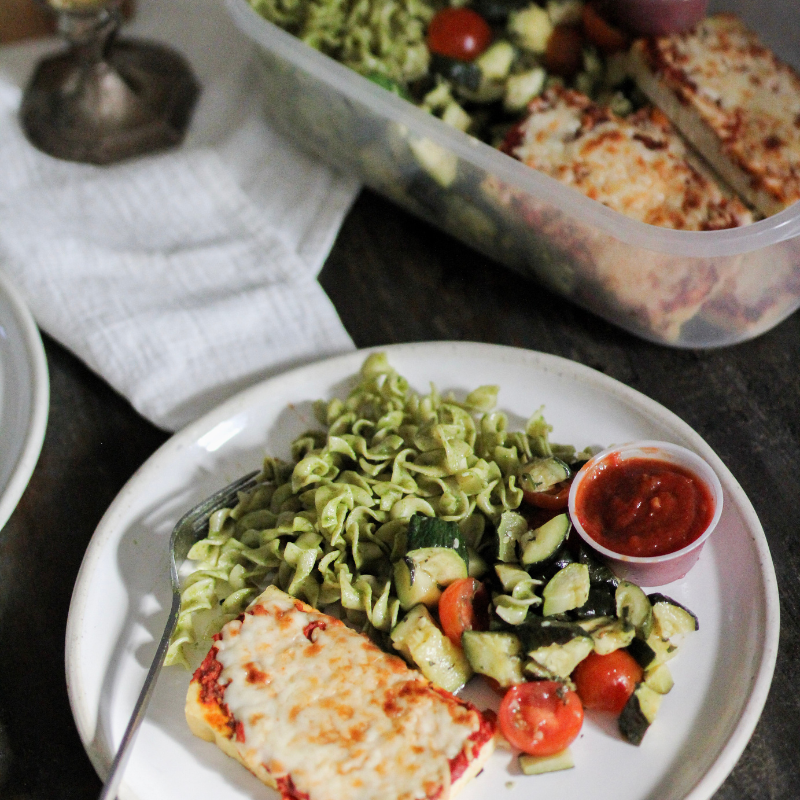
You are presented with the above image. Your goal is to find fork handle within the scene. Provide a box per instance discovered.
[98,591,182,800]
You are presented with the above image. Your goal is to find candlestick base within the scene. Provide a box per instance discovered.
[20,4,199,164]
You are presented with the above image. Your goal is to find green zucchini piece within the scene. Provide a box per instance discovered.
[519,748,575,775]
[577,543,619,588]
[575,616,613,634]
[542,563,590,616]
[616,581,654,638]
[618,683,662,746]
[495,510,528,563]
[588,618,636,655]
[520,513,571,566]
[429,54,483,92]
[527,634,594,678]
[390,605,473,692]
[627,628,679,668]
[517,617,589,649]
[522,659,561,681]
[648,594,699,645]
[394,547,468,610]
[517,618,593,678]
[518,457,571,494]
[474,41,515,85]
[462,630,525,687]
[571,584,616,620]
[643,663,674,694]
[467,546,488,578]
[406,513,469,563]
[528,543,575,583]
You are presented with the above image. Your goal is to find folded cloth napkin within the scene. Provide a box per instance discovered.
[0,0,360,431]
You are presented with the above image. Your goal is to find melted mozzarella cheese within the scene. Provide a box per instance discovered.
[634,14,800,213]
[213,589,479,800]
[509,87,751,230]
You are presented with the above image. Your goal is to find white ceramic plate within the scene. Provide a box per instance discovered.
[0,271,49,531]
[66,342,779,800]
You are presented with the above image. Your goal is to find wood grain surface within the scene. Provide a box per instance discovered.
[0,188,797,799]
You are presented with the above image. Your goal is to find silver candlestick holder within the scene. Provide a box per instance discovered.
[20,0,200,164]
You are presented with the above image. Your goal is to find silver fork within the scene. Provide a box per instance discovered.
[98,470,260,800]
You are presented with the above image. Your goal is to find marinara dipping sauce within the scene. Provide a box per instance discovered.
[574,455,713,557]
[569,441,724,584]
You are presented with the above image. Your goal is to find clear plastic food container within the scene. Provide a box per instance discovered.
[227,0,800,347]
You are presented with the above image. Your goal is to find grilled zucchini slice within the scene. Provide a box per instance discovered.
[390,604,472,692]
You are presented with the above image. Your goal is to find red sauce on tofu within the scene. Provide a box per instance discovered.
[448,708,495,783]
[574,455,714,557]
[194,642,227,706]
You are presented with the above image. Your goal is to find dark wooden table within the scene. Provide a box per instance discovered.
[0,188,797,799]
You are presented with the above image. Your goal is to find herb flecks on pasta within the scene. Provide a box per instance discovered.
[249,0,434,84]
[166,353,589,668]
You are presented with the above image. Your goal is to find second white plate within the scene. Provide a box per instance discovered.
[66,342,778,800]
[0,271,49,531]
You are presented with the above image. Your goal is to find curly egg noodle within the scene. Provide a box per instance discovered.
[248,0,434,84]
[166,353,589,668]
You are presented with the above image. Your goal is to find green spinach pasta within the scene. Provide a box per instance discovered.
[165,352,590,668]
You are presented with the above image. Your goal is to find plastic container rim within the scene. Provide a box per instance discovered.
[228,0,800,259]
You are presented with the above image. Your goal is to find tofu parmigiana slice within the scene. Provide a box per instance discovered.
[186,586,495,800]
[628,14,800,217]
[501,86,752,230]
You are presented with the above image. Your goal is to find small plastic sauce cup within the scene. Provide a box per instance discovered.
[568,441,723,585]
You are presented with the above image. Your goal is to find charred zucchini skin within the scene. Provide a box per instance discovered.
[627,636,658,669]
[516,617,590,650]
[406,513,469,563]
[429,54,483,92]
[576,543,619,589]
[520,513,571,566]
[571,584,616,620]
[616,581,654,638]
[542,563,590,616]
[395,514,470,609]
[648,593,700,634]
[618,684,662,745]
[518,457,571,494]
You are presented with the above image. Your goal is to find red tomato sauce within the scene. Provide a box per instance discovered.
[574,455,714,557]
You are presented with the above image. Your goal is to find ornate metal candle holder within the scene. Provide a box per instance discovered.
[20,0,200,164]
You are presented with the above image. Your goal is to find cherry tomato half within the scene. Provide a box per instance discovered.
[498,681,584,756]
[427,7,492,62]
[543,24,584,78]
[582,2,630,52]
[522,478,573,511]
[572,650,643,715]
[438,577,490,647]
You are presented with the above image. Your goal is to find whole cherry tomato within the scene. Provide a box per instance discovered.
[572,650,643,715]
[498,681,584,756]
[438,577,490,647]
[427,7,492,62]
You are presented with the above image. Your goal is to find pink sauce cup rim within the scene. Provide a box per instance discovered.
[568,440,724,567]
